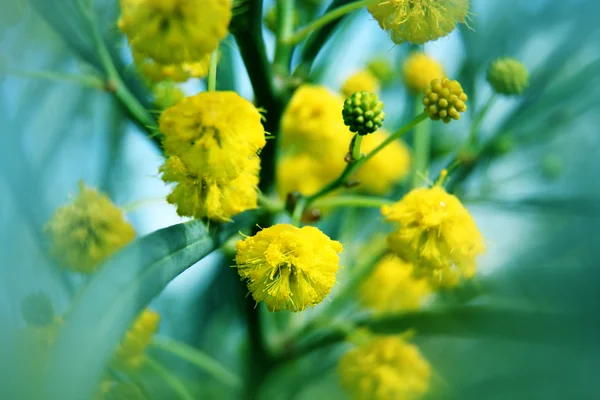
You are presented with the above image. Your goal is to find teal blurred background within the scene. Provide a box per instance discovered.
[2,0,600,398]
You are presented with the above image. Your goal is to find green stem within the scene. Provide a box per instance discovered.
[3,68,104,89]
[207,48,219,91]
[468,94,497,145]
[273,0,296,75]
[257,193,285,214]
[145,357,194,400]
[291,197,307,226]
[411,99,431,188]
[312,195,391,210]
[285,0,375,45]
[151,336,242,389]
[304,113,428,208]
[351,134,363,161]
[85,4,157,132]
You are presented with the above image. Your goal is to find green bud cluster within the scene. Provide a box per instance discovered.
[487,57,529,95]
[342,91,385,135]
[423,78,468,123]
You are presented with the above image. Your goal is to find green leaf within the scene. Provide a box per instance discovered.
[43,218,249,400]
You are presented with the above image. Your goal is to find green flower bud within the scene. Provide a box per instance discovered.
[367,57,395,84]
[342,91,385,136]
[487,57,529,95]
[21,293,55,327]
[423,78,468,123]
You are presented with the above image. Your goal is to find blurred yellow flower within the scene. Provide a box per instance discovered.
[338,336,431,400]
[361,256,431,313]
[424,78,468,123]
[134,52,212,83]
[118,0,231,64]
[354,129,411,194]
[115,309,160,370]
[403,53,445,93]
[45,182,135,274]
[368,0,470,44]
[159,91,265,181]
[236,224,343,312]
[341,70,380,98]
[381,186,485,288]
[277,153,341,198]
[160,155,260,221]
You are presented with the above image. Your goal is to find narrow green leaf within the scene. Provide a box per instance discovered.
[43,218,249,400]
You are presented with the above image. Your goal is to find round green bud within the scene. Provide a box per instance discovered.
[487,57,529,95]
[342,91,385,136]
[21,293,55,326]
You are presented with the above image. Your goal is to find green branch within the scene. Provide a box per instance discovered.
[312,195,391,210]
[273,0,296,75]
[207,48,219,92]
[275,307,596,365]
[151,336,242,389]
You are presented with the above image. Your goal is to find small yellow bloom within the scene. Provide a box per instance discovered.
[368,0,470,44]
[281,85,351,156]
[341,70,380,98]
[338,336,431,400]
[277,153,342,198]
[115,309,160,370]
[235,224,343,312]
[403,53,445,93]
[134,52,212,83]
[353,129,411,194]
[118,0,231,64]
[361,256,430,313]
[423,78,468,123]
[161,155,260,221]
[159,91,266,181]
[381,186,485,287]
[487,57,529,95]
[45,182,135,274]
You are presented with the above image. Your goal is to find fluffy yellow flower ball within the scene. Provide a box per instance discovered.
[160,91,266,181]
[235,224,343,312]
[361,256,431,313]
[403,53,445,93]
[281,85,351,156]
[368,0,470,45]
[118,0,231,64]
[161,155,260,221]
[341,70,381,98]
[44,182,135,274]
[277,153,342,198]
[115,309,160,370]
[381,186,485,287]
[134,52,212,83]
[353,129,412,194]
[338,336,431,400]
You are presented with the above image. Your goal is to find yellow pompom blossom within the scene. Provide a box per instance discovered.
[403,53,445,93]
[281,85,352,156]
[160,155,260,221]
[134,52,212,83]
[368,0,470,45]
[160,91,265,181]
[381,186,485,288]
[341,70,381,98]
[115,309,160,370]
[235,224,343,312]
[361,256,431,313]
[338,336,431,400]
[423,78,468,123]
[277,153,342,198]
[45,182,135,274]
[159,91,266,221]
[118,0,231,64]
[353,129,411,194]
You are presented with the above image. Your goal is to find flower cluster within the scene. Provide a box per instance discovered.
[342,91,385,136]
[235,224,343,312]
[368,0,470,44]
[424,78,468,123]
[381,186,485,288]
[338,336,431,400]
[45,182,136,274]
[159,91,266,221]
[115,309,161,370]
